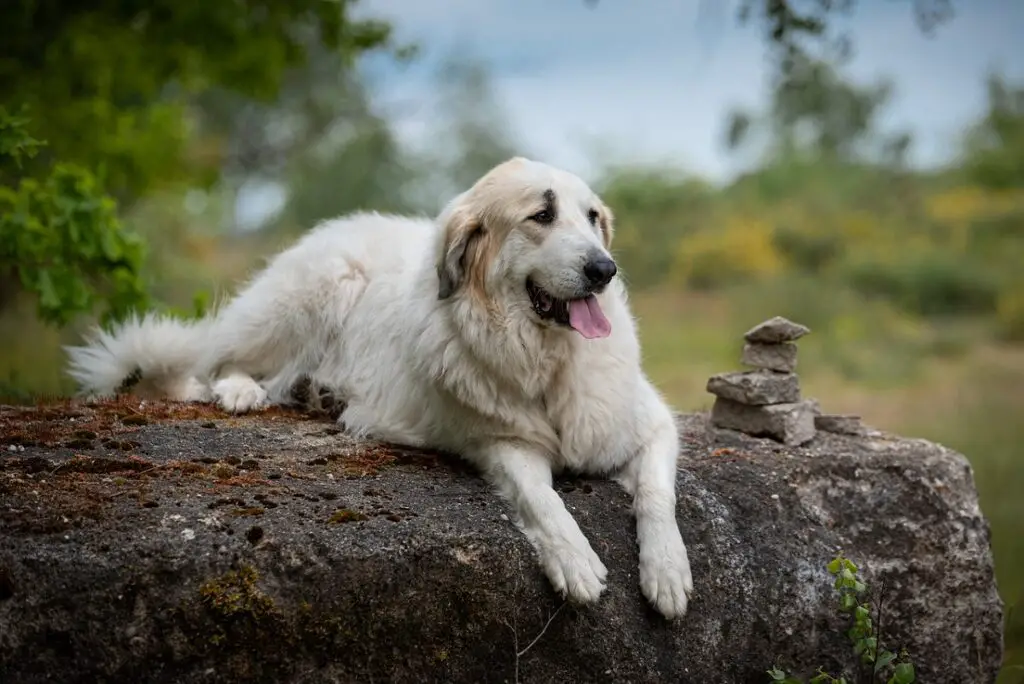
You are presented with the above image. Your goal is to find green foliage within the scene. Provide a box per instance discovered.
[605,63,1024,336]
[598,168,714,288]
[0,109,43,165]
[0,109,148,326]
[769,557,916,684]
[264,48,418,231]
[726,53,911,165]
[965,74,1024,190]
[0,0,398,326]
[0,0,394,206]
[842,252,1001,317]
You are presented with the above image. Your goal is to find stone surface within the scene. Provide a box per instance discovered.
[710,397,817,446]
[744,316,811,344]
[0,400,1004,684]
[706,370,801,405]
[815,414,866,436]
[741,342,799,372]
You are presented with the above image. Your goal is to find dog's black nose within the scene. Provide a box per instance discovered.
[583,256,617,288]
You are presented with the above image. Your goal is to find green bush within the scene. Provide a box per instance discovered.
[0,109,148,326]
[843,253,1000,317]
[772,222,842,273]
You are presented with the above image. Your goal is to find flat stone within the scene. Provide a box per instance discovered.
[744,316,810,344]
[815,414,866,436]
[741,342,798,372]
[706,370,800,405]
[710,397,817,446]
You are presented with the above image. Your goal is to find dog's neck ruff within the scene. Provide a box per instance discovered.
[444,295,575,401]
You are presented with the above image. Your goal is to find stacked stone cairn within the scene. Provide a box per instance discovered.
[707,316,818,446]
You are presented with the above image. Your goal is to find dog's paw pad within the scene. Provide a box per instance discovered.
[288,374,313,406]
[640,543,693,620]
[544,544,608,605]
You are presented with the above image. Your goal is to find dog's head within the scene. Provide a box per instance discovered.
[436,157,617,340]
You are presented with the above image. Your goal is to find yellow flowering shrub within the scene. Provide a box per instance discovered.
[673,215,786,289]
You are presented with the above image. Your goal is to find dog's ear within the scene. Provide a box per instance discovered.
[598,203,615,248]
[437,205,484,300]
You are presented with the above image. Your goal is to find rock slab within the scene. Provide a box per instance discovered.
[815,414,866,436]
[742,341,799,372]
[706,370,801,405]
[0,400,1004,684]
[710,397,817,446]
[744,316,811,344]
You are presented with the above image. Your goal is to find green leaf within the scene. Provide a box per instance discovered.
[101,228,123,261]
[767,667,788,681]
[36,269,60,311]
[891,663,915,684]
[874,650,897,673]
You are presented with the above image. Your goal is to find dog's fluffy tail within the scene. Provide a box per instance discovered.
[65,314,213,400]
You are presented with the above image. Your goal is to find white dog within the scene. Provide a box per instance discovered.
[65,157,694,618]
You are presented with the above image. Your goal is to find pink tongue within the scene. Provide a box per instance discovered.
[568,295,612,339]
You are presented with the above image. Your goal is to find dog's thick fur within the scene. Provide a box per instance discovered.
[66,157,694,618]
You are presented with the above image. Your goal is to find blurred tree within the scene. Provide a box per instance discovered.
[276,109,416,231]
[586,0,954,75]
[265,45,418,231]
[0,0,395,325]
[0,108,147,326]
[416,59,523,209]
[1,0,393,204]
[724,54,911,165]
[598,168,716,288]
[733,0,953,67]
[964,73,1024,190]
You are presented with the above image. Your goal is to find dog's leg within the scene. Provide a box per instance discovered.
[615,398,693,619]
[481,442,608,604]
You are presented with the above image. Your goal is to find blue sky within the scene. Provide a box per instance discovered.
[353,0,1024,183]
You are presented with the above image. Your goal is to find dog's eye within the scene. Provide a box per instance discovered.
[587,209,599,226]
[528,210,555,225]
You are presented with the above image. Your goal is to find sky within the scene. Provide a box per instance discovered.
[352,0,1024,184]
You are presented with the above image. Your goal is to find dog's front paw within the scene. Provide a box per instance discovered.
[639,533,693,619]
[212,375,268,414]
[541,540,608,605]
